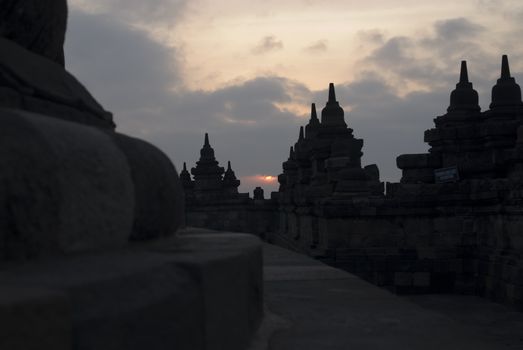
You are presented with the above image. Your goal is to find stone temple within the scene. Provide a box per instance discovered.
[184,57,523,311]
[182,133,278,235]
[2,1,523,348]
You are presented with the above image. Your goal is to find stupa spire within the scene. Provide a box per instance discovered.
[459,60,469,83]
[299,126,304,141]
[190,133,227,194]
[328,83,336,102]
[311,103,318,122]
[222,160,240,191]
[321,83,347,127]
[179,161,194,188]
[198,132,217,161]
[191,132,224,181]
[305,103,320,139]
[447,60,480,113]
[501,54,510,79]
[490,55,523,109]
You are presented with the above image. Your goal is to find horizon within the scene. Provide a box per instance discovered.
[65,0,523,194]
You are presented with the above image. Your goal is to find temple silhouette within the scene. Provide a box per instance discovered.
[5,2,523,348]
[183,55,523,310]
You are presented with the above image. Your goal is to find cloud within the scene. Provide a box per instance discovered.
[357,29,385,45]
[308,16,523,182]
[65,9,304,191]
[64,9,523,193]
[69,0,188,26]
[65,9,180,116]
[361,17,495,94]
[304,40,328,53]
[252,36,284,55]
[433,17,484,39]
[144,77,308,183]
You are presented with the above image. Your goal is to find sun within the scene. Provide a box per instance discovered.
[262,175,276,182]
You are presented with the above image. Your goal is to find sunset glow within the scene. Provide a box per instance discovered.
[241,174,279,193]
[65,0,523,194]
[263,175,276,182]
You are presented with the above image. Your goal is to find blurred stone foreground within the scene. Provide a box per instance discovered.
[0,1,263,349]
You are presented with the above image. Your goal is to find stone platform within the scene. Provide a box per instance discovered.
[4,229,522,350]
[253,243,523,350]
[0,231,263,350]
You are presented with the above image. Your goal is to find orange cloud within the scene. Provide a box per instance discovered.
[241,174,279,193]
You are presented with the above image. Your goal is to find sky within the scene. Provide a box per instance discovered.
[64,0,523,194]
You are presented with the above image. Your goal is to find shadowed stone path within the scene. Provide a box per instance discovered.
[250,243,523,350]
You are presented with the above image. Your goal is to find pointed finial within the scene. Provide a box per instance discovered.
[328,83,336,102]
[204,133,210,146]
[490,54,522,109]
[447,60,480,113]
[321,82,346,126]
[183,162,187,171]
[310,103,318,121]
[227,161,232,171]
[501,54,511,79]
[299,126,304,141]
[289,146,294,159]
[460,61,469,83]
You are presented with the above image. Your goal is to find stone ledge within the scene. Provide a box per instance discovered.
[0,232,263,350]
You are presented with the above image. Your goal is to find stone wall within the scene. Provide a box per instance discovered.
[270,179,523,310]
[266,58,523,310]
[181,134,280,237]
[182,59,523,310]
[185,197,279,238]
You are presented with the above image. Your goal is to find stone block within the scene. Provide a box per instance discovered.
[394,272,412,287]
[0,233,263,350]
[413,272,431,287]
[396,153,441,169]
[400,168,435,184]
[363,164,380,180]
[325,156,351,169]
[150,233,264,350]
[0,288,71,350]
[0,86,22,108]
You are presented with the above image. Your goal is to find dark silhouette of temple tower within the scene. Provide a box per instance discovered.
[278,83,383,207]
[181,133,277,233]
[398,55,523,183]
[181,133,245,202]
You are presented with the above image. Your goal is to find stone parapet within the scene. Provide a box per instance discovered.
[0,232,264,350]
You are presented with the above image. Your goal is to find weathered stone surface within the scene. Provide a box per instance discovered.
[397,153,441,170]
[0,107,184,260]
[0,0,67,66]
[0,232,263,350]
[113,133,184,240]
[0,109,134,260]
[0,288,71,350]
